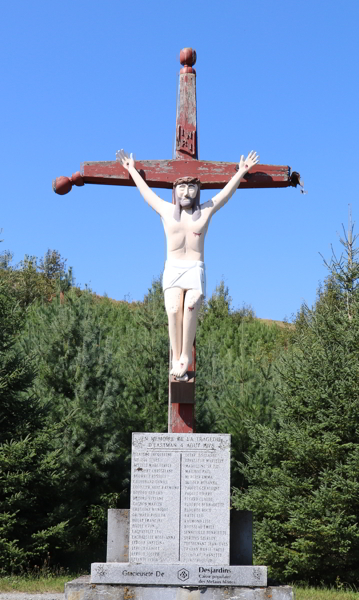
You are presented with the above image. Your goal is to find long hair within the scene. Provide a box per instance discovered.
[172,177,201,222]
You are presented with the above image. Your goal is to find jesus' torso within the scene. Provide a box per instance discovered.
[161,201,212,262]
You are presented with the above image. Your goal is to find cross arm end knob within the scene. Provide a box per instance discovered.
[52,172,84,195]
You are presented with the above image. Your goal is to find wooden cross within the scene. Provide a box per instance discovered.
[53,47,300,435]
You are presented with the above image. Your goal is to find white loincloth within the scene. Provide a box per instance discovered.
[163,259,206,297]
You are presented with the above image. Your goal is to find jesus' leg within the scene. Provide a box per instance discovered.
[177,289,203,378]
[164,287,184,376]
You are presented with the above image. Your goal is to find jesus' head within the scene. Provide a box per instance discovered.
[172,176,201,221]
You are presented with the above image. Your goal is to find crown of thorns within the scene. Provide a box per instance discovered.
[173,176,201,188]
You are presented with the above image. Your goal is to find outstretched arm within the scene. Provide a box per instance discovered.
[209,151,259,215]
[117,150,169,217]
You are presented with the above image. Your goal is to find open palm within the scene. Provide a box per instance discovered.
[239,151,259,173]
[116,149,136,171]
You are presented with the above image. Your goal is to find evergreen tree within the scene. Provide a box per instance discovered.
[0,281,37,442]
[0,279,68,573]
[196,283,289,486]
[0,428,68,574]
[19,280,168,566]
[0,249,73,307]
[0,253,291,572]
[21,289,128,563]
[118,278,168,433]
[233,232,359,585]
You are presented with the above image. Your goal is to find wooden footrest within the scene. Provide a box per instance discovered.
[170,372,195,404]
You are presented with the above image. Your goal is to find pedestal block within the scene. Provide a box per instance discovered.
[66,576,294,600]
[107,508,254,566]
[107,509,130,562]
[84,433,293,600]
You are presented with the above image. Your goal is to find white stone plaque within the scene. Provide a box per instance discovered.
[129,433,231,564]
[91,562,267,587]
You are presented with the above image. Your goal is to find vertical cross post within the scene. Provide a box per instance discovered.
[168,343,196,433]
[176,48,198,161]
[168,48,198,434]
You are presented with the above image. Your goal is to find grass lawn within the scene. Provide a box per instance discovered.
[294,587,358,600]
[0,575,84,593]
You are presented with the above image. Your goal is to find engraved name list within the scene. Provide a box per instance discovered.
[129,433,231,565]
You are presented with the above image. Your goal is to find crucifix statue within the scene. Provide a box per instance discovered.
[117,149,259,381]
[53,47,299,433]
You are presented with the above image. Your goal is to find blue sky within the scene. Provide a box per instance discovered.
[1,0,358,321]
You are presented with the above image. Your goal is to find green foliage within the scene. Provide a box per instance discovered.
[8,239,356,583]
[0,430,69,575]
[0,277,69,574]
[15,279,168,568]
[0,271,282,571]
[233,235,359,585]
[196,282,289,485]
[0,281,37,442]
[117,279,169,433]
[0,249,73,307]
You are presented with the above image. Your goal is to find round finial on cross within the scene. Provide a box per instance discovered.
[52,171,84,195]
[180,48,197,74]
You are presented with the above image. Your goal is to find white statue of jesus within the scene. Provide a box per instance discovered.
[118,150,259,379]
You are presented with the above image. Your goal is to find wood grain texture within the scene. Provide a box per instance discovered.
[171,403,195,433]
[169,345,196,433]
[176,73,197,159]
[81,160,295,190]
[170,375,195,404]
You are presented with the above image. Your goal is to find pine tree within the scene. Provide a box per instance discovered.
[196,283,288,486]
[233,230,359,585]
[0,279,68,573]
[0,249,73,307]
[0,281,37,442]
[118,278,168,434]
[20,281,168,566]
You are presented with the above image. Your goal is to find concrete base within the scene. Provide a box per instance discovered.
[66,576,294,600]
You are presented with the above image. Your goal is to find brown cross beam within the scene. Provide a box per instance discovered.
[53,47,300,434]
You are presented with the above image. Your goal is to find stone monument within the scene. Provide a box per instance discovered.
[91,433,267,590]
[64,430,294,599]
[57,47,296,600]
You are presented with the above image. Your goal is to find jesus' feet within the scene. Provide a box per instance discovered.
[171,356,189,379]
[177,354,189,378]
[170,361,181,377]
